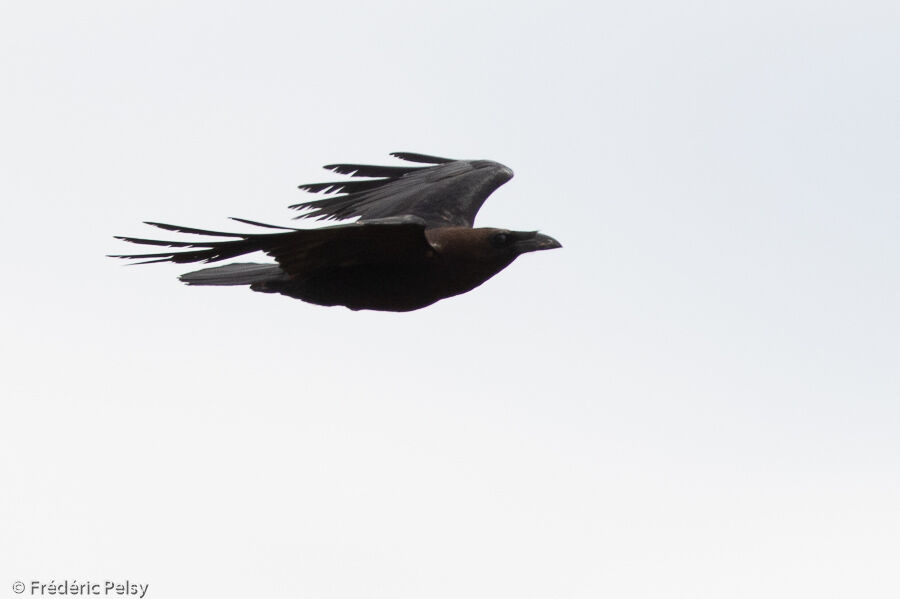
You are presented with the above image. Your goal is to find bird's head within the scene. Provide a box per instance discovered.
[484,228,562,256]
[426,227,561,265]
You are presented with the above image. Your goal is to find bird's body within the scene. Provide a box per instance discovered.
[111,153,561,311]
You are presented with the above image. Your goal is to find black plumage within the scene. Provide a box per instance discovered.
[111,152,561,311]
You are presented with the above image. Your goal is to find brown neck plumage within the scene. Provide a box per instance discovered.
[425,227,517,294]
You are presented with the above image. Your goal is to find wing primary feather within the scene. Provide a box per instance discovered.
[228,217,298,230]
[289,195,372,219]
[109,251,184,260]
[124,257,178,265]
[323,164,423,177]
[298,179,389,194]
[389,152,455,164]
[143,222,245,238]
[112,236,211,248]
[112,224,267,264]
[110,245,250,264]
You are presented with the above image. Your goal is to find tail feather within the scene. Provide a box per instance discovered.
[179,263,288,286]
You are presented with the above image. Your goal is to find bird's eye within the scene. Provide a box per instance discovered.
[491,233,509,248]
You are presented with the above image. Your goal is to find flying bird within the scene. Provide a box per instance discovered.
[110,152,561,311]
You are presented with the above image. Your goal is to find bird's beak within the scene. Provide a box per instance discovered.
[513,232,562,254]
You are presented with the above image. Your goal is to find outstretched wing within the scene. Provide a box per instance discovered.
[291,152,514,228]
[110,217,434,279]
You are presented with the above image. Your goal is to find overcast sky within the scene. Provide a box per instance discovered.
[2,1,899,597]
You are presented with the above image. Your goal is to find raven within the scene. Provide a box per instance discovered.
[111,152,561,312]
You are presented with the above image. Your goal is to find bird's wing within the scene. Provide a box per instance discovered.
[110,217,434,279]
[290,152,514,228]
[265,218,433,278]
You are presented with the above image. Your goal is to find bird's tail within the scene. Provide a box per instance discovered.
[179,262,288,286]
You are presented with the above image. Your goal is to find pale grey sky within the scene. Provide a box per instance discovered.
[2,1,899,597]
